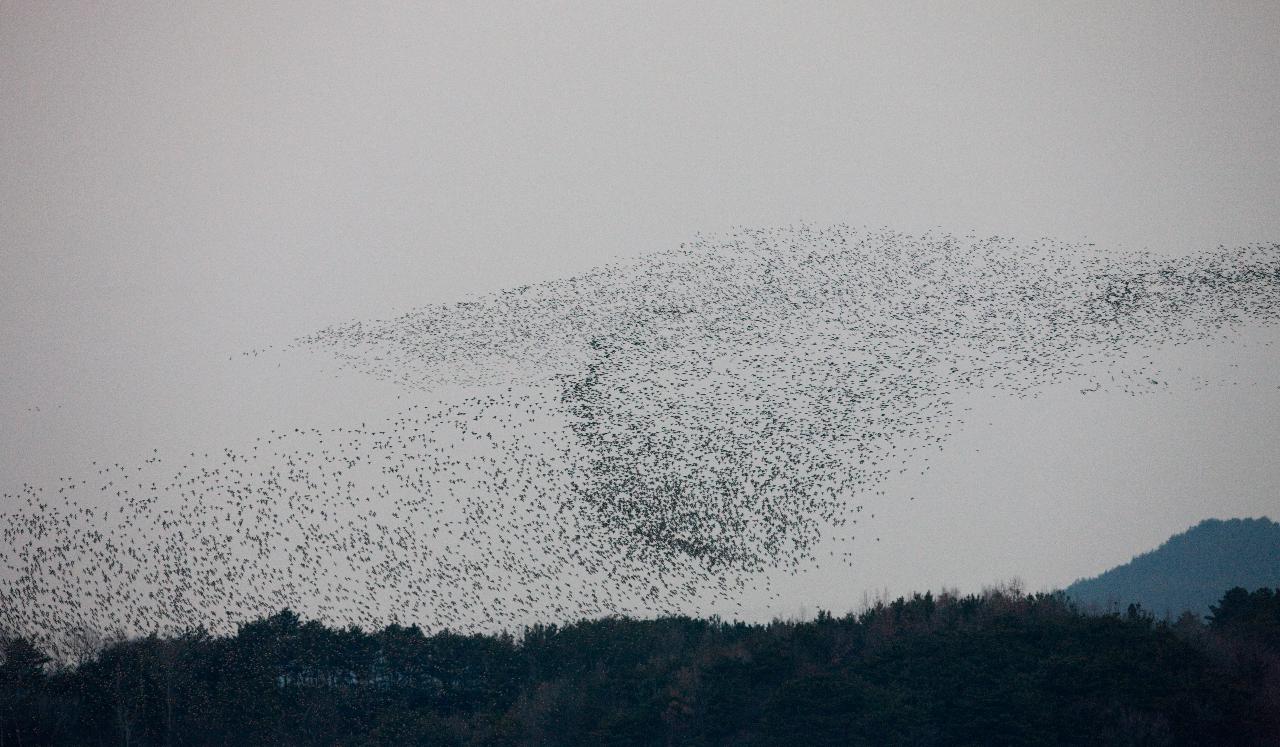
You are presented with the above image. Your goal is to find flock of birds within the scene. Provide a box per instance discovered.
[3,224,1278,660]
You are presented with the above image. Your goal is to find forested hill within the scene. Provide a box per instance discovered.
[1067,517,1280,617]
[3,586,1279,744]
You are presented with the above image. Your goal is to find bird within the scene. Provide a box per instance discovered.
[1,223,1277,662]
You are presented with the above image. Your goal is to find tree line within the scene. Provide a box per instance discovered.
[1,585,1278,745]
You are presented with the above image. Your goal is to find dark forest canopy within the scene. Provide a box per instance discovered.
[2,586,1278,745]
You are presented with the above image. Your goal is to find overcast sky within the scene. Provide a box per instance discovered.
[3,2,1279,610]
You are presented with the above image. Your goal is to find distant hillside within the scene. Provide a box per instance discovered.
[1067,517,1280,617]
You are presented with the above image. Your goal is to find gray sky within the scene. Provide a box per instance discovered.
[3,2,1279,613]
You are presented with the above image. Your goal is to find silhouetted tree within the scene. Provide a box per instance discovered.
[2,586,1277,744]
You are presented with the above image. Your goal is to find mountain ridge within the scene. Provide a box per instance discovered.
[1066,516,1280,617]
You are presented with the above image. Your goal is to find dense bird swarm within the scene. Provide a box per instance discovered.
[3,225,1277,659]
